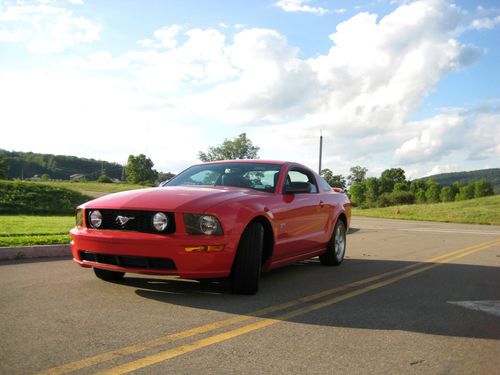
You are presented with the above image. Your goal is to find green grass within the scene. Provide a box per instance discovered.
[0,180,94,215]
[0,215,74,247]
[0,181,147,247]
[352,195,500,225]
[38,181,145,198]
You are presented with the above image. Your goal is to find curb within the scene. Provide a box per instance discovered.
[0,244,71,261]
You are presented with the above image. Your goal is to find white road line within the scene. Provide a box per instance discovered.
[447,301,500,318]
[354,227,500,235]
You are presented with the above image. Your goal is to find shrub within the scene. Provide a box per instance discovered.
[456,184,475,201]
[97,174,112,183]
[474,179,494,198]
[377,191,415,207]
[0,180,93,215]
[391,191,415,205]
[440,186,456,202]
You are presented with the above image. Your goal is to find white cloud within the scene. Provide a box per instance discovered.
[470,16,500,30]
[0,0,101,53]
[0,0,497,176]
[138,24,182,49]
[275,0,328,16]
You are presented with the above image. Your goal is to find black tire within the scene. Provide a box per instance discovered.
[231,222,264,295]
[93,267,125,281]
[319,219,346,266]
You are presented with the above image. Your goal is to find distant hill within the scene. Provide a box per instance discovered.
[0,149,124,180]
[419,168,500,194]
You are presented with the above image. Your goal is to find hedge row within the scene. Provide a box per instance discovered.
[0,180,93,215]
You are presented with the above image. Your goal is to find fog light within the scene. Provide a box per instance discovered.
[89,210,102,228]
[152,212,169,232]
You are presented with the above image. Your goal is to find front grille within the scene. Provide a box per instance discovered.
[86,209,175,234]
[79,251,177,270]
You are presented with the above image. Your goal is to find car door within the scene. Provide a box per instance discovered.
[272,166,330,259]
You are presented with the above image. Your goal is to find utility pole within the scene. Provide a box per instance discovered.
[318,131,323,175]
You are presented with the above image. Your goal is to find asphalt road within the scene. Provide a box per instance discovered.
[1,217,499,375]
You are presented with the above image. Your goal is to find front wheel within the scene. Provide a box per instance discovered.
[93,267,125,281]
[231,222,264,295]
[319,219,346,266]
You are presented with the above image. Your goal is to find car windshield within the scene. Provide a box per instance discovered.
[165,162,283,193]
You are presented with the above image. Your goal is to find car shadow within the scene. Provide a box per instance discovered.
[348,227,360,234]
[112,257,500,340]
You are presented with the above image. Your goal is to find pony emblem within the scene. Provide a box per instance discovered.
[116,215,135,227]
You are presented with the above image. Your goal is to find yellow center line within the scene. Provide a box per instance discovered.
[96,239,500,374]
[36,238,500,375]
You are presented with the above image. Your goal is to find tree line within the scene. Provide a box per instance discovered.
[321,166,494,208]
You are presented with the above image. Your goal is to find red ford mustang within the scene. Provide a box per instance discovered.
[70,160,351,294]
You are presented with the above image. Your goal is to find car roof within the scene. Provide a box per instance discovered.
[192,160,318,175]
[197,159,287,165]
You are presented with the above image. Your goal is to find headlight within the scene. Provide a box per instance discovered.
[76,209,83,228]
[89,210,102,228]
[184,214,223,235]
[152,212,169,232]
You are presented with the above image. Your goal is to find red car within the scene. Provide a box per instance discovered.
[70,160,351,294]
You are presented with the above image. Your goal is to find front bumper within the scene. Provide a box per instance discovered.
[70,228,238,279]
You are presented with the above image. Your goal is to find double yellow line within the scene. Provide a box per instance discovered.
[39,238,500,375]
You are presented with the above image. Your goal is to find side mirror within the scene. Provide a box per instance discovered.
[333,187,344,193]
[285,182,312,194]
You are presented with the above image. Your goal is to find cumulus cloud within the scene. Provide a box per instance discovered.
[0,0,101,53]
[470,16,500,30]
[274,0,328,15]
[1,0,497,175]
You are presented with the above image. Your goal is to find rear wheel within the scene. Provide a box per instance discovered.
[231,222,264,295]
[93,268,125,281]
[319,219,346,266]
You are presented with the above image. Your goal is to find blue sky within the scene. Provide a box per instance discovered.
[0,0,499,178]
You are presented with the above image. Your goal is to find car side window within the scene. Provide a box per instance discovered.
[318,176,332,192]
[287,169,318,193]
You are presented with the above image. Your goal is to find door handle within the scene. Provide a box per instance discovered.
[319,201,325,207]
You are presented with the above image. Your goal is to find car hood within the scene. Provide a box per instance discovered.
[82,186,265,212]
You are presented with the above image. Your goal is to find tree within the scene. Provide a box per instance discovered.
[125,154,158,185]
[440,186,456,202]
[474,179,494,198]
[158,172,176,183]
[410,180,427,194]
[0,154,7,179]
[415,189,427,204]
[320,169,346,189]
[363,177,380,207]
[456,184,475,201]
[380,168,406,193]
[348,182,366,207]
[393,181,409,192]
[425,180,441,203]
[198,133,259,162]
[347,166,367,186]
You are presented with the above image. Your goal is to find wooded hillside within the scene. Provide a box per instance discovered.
[0,149,123,180]
[419,168,500,194]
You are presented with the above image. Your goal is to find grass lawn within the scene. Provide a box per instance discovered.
[0,216,74,247]
[352,195,500,225]
[38,181,146,198]
[0,181,147,247]
[2,195,498,247]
